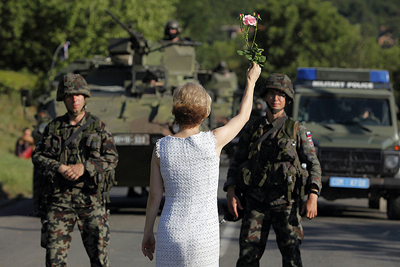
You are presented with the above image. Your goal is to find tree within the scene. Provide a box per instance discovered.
[253,0,400,98]
[327,0,400,40]
[249,0,363,79]
[176,0,400,94]
[0,0,178,74]
[175,0,270,86]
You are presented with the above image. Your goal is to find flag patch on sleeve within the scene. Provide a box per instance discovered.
[306,131,314,147]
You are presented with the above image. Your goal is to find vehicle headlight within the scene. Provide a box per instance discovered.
[384,155,399,170]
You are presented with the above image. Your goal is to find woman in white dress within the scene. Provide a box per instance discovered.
[142,63,261,266]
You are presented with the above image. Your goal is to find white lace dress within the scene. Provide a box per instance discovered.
[155,131,220,267]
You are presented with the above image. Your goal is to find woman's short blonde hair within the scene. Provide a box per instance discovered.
[172,82,212,129]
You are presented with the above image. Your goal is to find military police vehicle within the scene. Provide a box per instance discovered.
[291,67,400,219]
[24,10,237,198]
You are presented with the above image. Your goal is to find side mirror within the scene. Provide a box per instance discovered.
[20,89,32,107]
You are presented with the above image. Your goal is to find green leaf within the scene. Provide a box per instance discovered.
[258,56,266,63]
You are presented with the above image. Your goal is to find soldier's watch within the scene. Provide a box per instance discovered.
[309,190,320,197]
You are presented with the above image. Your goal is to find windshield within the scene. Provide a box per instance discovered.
[298,96,392,126]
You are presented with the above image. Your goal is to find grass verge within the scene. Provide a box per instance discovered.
[0,150,33,198]
[0,70,37,198]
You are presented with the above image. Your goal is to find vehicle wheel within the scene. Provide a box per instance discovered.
[368,197,380,209]
[387,195,400,220]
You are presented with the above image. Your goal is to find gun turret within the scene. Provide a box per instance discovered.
[105,9,149,55]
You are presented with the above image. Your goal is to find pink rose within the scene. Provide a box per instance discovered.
[243,15,257,26]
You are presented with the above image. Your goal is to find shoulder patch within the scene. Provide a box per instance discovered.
[306,131,314,147]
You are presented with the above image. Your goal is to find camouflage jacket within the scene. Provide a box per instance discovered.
[224,112,322,205]
[32,112,118,194]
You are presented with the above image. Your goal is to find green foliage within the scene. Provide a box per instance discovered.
[176,0,400,95]
[252,0,362,79]
[0,0,178,74]
[0,0,399,91]
[175,0,271,43]
[324,0,400,100]
[175,1,231,43]
[175,0,270,86]
[0,70,37,94]
[237,43,266,67]
[326,0,400,39]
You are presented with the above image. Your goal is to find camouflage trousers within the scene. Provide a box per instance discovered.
[237,195,303,267]
[41,187,110,267]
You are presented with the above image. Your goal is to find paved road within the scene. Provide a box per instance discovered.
[1,166,400,266]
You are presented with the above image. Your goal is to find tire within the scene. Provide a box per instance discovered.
[387,195,400,220]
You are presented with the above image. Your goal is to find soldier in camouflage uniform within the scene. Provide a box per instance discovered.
[32,74,118,267]
[224,73,322,267]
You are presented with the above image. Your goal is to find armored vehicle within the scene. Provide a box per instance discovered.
[26,10,238,197]
[291,67,400,219]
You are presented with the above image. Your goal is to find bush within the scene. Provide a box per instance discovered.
[0,70,37,94]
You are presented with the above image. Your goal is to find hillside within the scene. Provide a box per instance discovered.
[327,0,400,41]
[0,71,38,198]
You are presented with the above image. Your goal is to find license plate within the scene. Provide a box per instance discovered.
[113,134,150,146]
[329,177,370,189]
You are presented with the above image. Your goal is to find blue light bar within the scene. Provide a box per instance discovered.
[297,68,317,81]
[297,67,390,83]
[370,70,389,83]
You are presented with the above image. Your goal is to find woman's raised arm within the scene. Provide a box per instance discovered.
[213,63,261,156]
